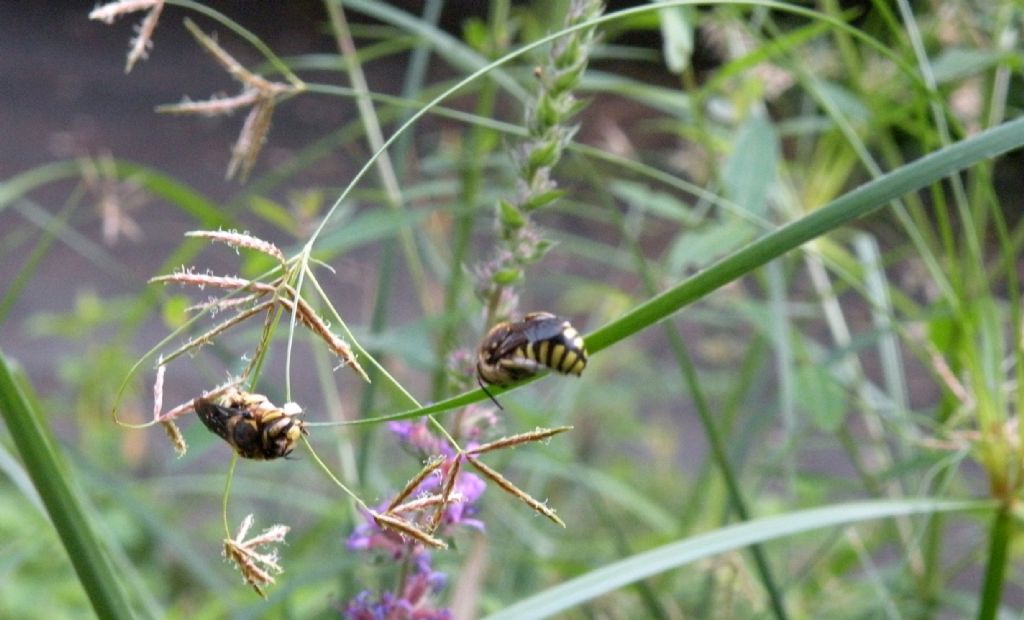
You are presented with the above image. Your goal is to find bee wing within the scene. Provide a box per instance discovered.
[193,397,241,442]
[519,315,571,344]
[492,316,564,357]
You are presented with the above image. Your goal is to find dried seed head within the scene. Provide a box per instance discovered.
[466,426,573,456]
[79,154,146,246]
[125,1,163,72]
[223,514,290,598]
[427,456,463,533]
[150,269,276,293]
[88,0,161,24]
[186,229,285,263]
[390,493,454,515]
[185,293,262,315]
[371,512,448,549]
[157,91,262,117]
[386,456,446,512]
[160,419,187,457]
[281,297,369,382]
[151,363,166,420]
[182,18,271,90]
[466,454,565,527]
[227,98,276,181]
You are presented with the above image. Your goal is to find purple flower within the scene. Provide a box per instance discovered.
[456,405,499,444]
[437,468,486,532]
[346,504,408,559]
[388,419,450,457]
[341,554,452,620]
[346,463,487,556]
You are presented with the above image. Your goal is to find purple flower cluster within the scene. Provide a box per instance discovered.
[388,408,498,458]
[343,418,491,618]
[342,554,451,620]
[347,459,487,557]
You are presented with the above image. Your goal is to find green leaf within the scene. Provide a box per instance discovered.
[461,17,490,54]
[658,6,695,74]
[665,220,757,276]
[611,180,700,225]
[498,199,526,229]
[161,294,191,329]
[930,47,1006,84]
[492,268,522,285]
[485,499,992,619]
[249,195,298,236]
[522,188,565,212]
[796,364,847,432]
[722,114,778,216]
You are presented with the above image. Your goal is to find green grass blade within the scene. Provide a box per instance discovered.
[349,116,1024,425]
[585,116,1024,354]
[0,201,72,325]
[0,161,82,213]
[340,0,528,101]
[977,505,1013,620]
[485,499,992,619]
[0,351,137,620]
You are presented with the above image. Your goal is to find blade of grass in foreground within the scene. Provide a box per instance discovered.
[0,351,137,620]
[354,115,1024,425]
[485,498,992,619]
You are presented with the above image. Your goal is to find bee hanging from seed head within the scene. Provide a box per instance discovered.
[194,388,306,460]
[476,312,588,408]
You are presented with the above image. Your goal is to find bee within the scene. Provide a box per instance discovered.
[476,312,588,408]
[193,388,306,460]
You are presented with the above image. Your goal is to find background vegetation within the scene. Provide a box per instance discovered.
[1,0,1023,618]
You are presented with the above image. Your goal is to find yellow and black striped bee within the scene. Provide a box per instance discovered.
[476,312,588,407]
[193,388,306,460]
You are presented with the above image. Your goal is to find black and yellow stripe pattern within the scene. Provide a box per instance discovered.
[194,389,306,460]
[510,322,586,377]
[476,312,588,387]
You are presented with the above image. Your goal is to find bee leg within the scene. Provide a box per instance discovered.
[477,375,504,410]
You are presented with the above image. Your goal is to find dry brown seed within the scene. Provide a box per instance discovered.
[466,426,573,456]
[428,456,462,533]
[227,98,276,181]
[158,91,262,117]
[150,271,276,293]
[223,514,290,599]
[386,456,446,512]
[372,512,447,549]
[466,454,565,527]
[186,229,285,262]
[88,0,161,24]
[160,419,187,457]
[125,1,163,72]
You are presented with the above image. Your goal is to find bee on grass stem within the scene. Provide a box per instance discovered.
[194,388,306,460]
[476,312,588,409]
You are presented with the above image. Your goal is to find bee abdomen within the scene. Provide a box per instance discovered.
[534,330,587,376]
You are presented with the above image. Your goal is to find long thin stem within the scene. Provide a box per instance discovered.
[324,0,432,315]
[976,503,1013,620]
[222,454,238,537]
